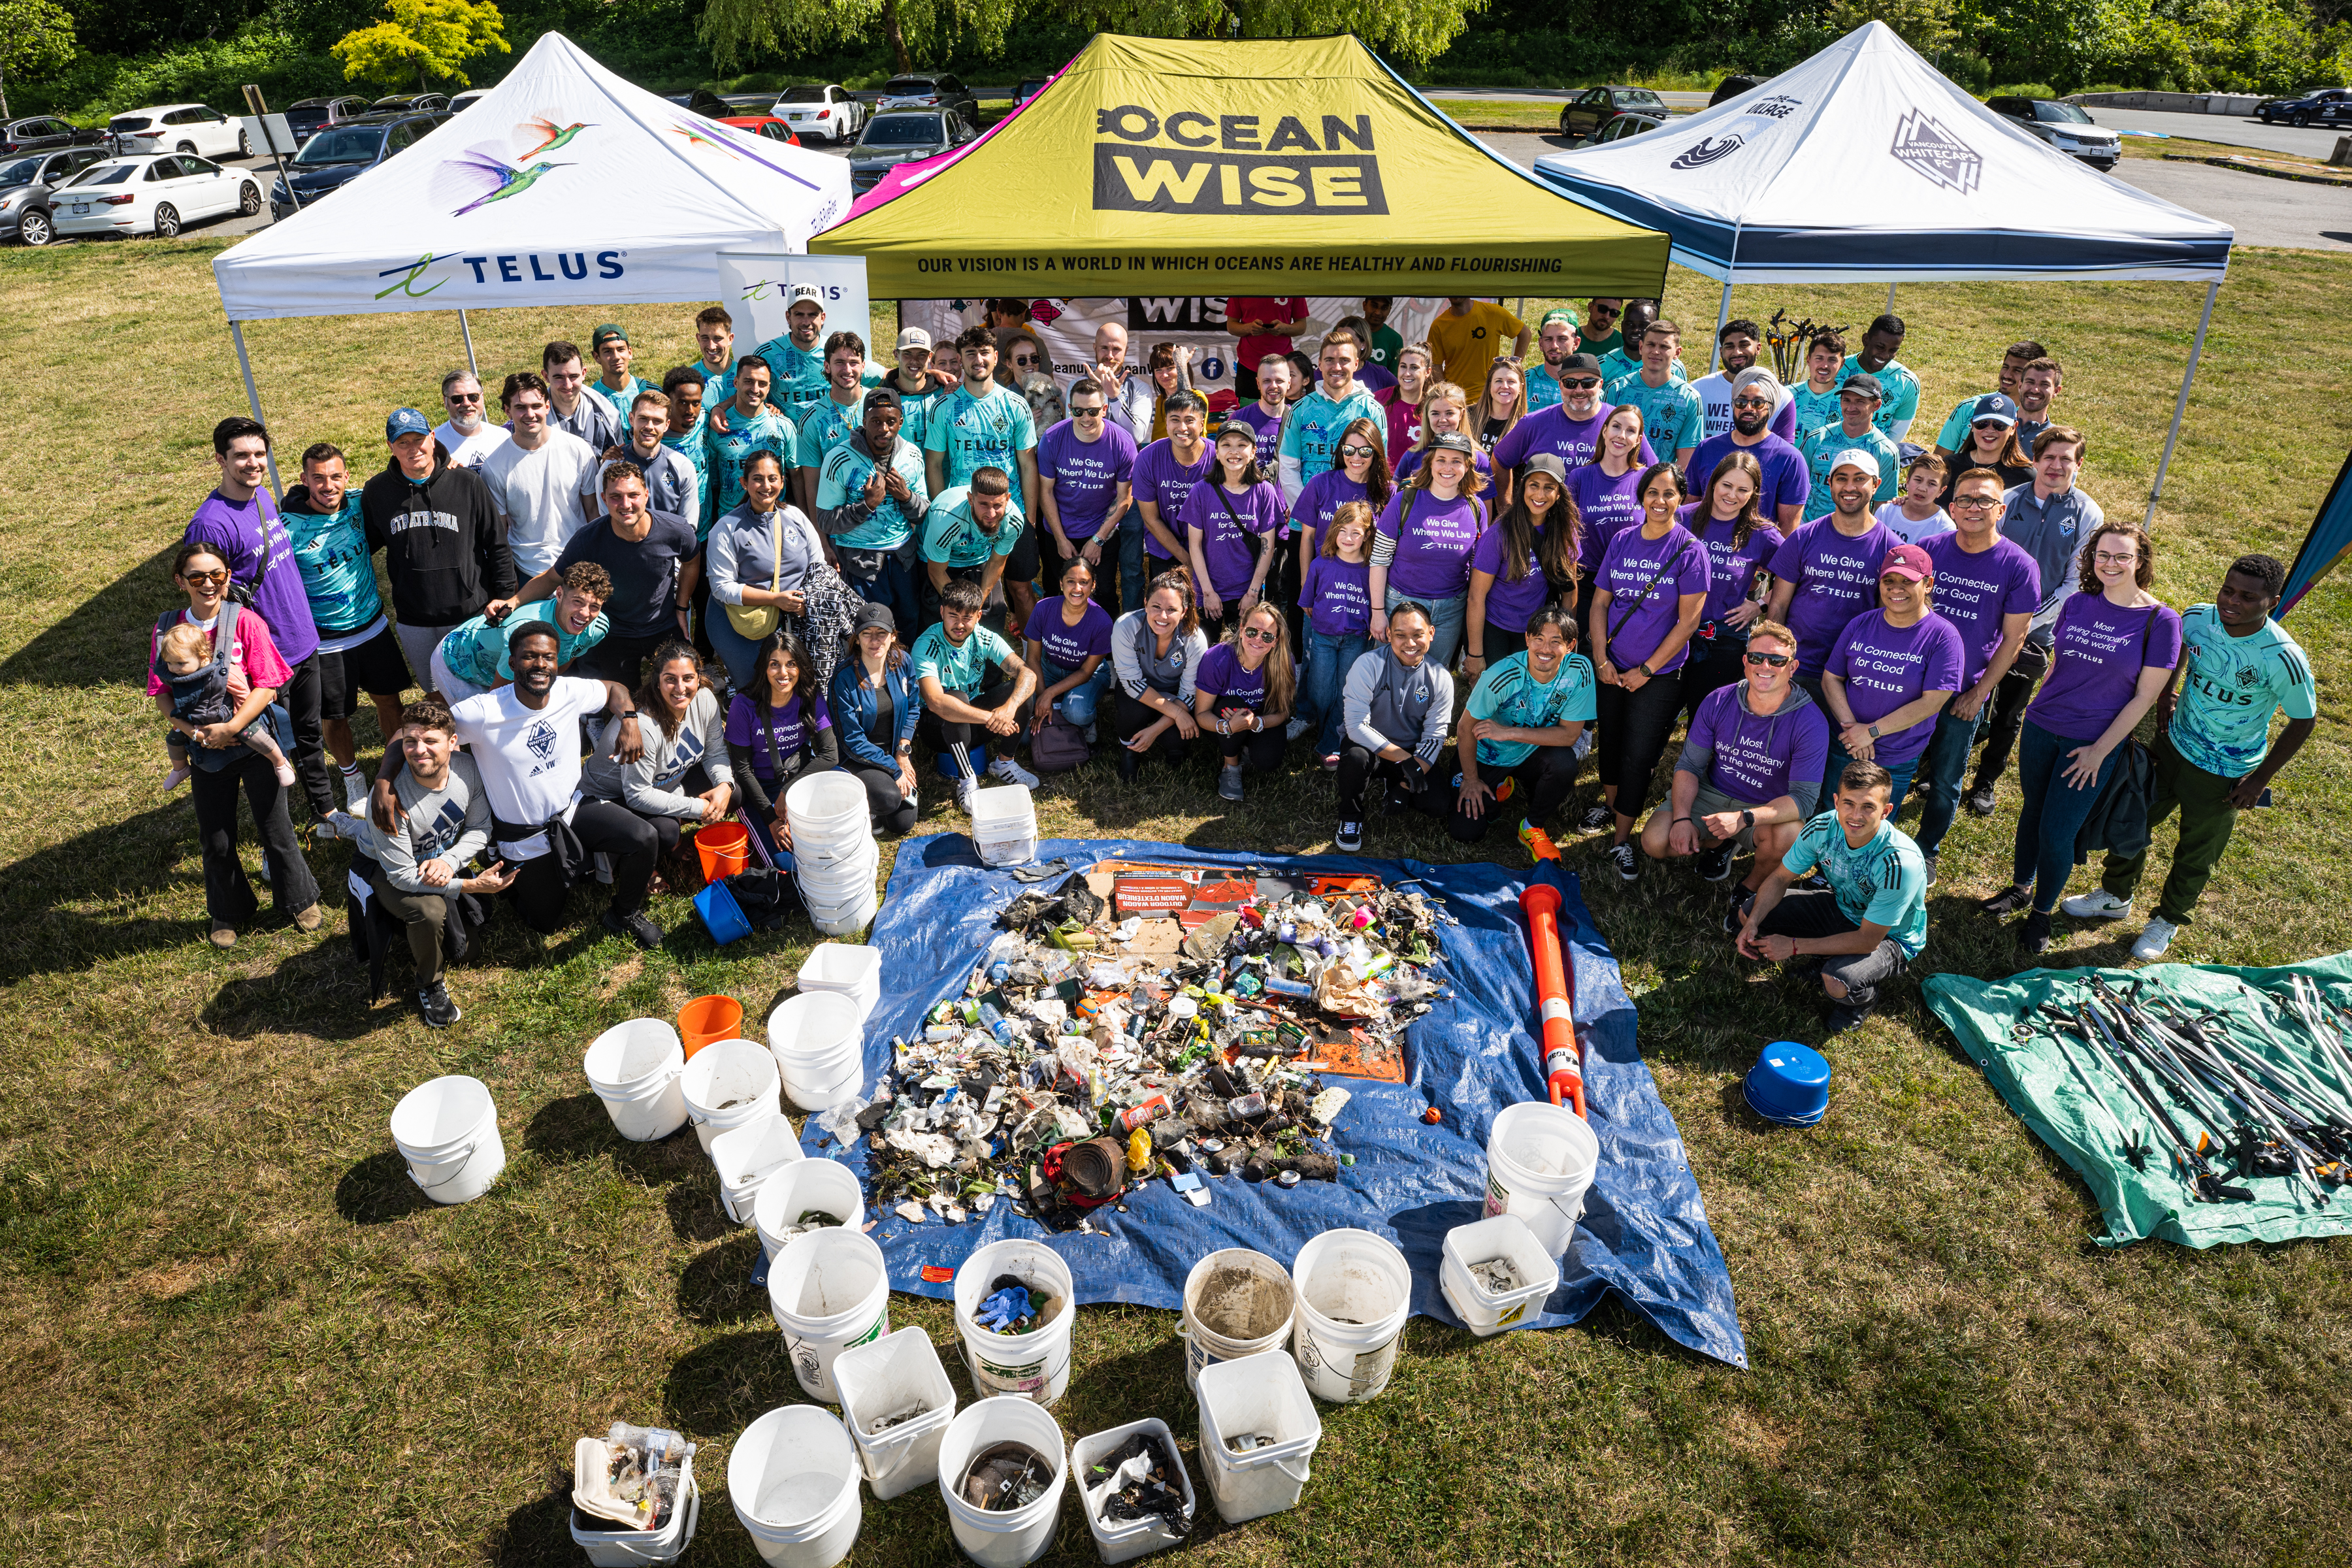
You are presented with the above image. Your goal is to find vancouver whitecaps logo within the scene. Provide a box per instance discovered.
[525,719,559,763]
[1889,108,1984,195]
[1670,134,1744,171]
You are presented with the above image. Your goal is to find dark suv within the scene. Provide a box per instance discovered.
[0,116,114,157]
[1558,86,1670,142]
[2255,87,2352,126]
[0,145,110,244]
[663,88,733,119]
[285,95,370,146]
[270,110,448,220]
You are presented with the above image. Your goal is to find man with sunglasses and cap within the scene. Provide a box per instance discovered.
[1797,372,1901,521]
[750,283,836,422]
[817,387,932,636]
[1492,351,1656,504]
[1524,309,1579,412]
[363,406,516,691]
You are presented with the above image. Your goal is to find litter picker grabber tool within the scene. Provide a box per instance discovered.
[1518,883,1586,1117]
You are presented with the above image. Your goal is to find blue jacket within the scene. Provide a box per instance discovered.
[828,655,921,770]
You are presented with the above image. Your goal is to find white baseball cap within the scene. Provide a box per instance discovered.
[896,327,932,351]
[787,283,824,306]
[1831,447,1881,480]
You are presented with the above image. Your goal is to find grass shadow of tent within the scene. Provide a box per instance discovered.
[486,1465,576,1567]
[0,540,179,689]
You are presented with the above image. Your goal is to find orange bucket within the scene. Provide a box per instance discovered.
[679,994,745,1059]
[696,820,751,882]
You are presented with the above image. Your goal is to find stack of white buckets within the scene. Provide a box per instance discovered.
[968,783,1038,868]
[785,772,880,934]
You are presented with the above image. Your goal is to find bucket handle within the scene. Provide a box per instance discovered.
[403,1139,481,1190]
[858,1404,945,1461]
[1225,1446,1313,1482]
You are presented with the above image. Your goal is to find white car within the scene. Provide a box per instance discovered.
[54,153,261,239]
[771,83,866,144]
[448,89,489,114]
[106,103,250,161]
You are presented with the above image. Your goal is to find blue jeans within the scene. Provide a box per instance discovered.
[1910,704,1984,857]
[840,551,921,644]
[1824,743,1917,819]
[1385,587,1467,671]
[1301,625,1371,755]
[1038,659,1112,728]
[1122,532,1162,617]
[705,608,764,695]
[2013,717,2121,913]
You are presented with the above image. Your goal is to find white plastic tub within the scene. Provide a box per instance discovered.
[832,1326,957,1500]
[1179,1249,1294,1391]
[805,887,881,938]
[785,770,868,830]
[766,1226,892,1403]
[582,1019,690,1143]
[569,1454,700,1565]
[796,942,883,1021]
[389,1075,505,1204]
[753,1159,868,1264]
[937,1397,1067,1568]
[766,991,866,1112]
[710,1112,804,1225]
[1437,1213,1561,1337]
[728,1405,863,1568]
[953,1239,1077,1406]
[1289,1228,1411,1405]
[678,1039,782,1154]
[1194,1351,1321,1525]
[1480,1100,1601,1256]
[970,784,1039,868]
[1071,1417,1194,1563]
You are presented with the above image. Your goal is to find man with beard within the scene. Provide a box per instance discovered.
[1691,319,1797,442]
[430,370,510,471]
[1687,368,1811,529]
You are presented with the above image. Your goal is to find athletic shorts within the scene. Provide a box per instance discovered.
[1005,518,1040,586]
[1690,779,1769,853]
[316,623,412,717]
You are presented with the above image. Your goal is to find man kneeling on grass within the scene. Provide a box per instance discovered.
[1735,759,1929,1036]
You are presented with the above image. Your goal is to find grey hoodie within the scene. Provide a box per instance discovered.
[1343,644,1455,763]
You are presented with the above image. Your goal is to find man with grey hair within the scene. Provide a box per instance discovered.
[431,369,512,471]
[1686,366,1811,529]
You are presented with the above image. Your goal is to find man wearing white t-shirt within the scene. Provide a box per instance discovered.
[480,372,598,577]
[430,370,513,471]
[1691,319,1797,444]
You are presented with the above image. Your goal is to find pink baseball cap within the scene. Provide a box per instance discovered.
[1880,543,1933,581]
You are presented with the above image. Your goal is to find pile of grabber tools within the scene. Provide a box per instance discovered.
[2019,972,2352,1206]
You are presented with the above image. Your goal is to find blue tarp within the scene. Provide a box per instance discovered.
[798,834,1747,1369]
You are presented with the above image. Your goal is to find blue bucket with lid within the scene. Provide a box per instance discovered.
[694,879,753,945]
[1744,1040,1831,1127]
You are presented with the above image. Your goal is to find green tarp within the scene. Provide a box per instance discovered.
[1925,954,2352,1249]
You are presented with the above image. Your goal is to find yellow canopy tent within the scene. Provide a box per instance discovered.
[811,33,1669,299]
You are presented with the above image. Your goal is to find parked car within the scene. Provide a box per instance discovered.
[1588,110,1665,145]
[284,95,369,147]
[1988,96,2119,171]
[2255,87,2352,126]
[770,83,866,144]
[1707,74,1767,108]
[447,89,490,114]
[877,73,979,126]
[0,116,114,157]
[1015,77,1050,104]
[106,104,248,161]
[55,152,260,239]
[270,111,448,220]
[718,115,804,146]
[0,146,110,244]
[370,93,450,114]
[663,88,734,120]
[1558,85,1670,142]
[849,108,973,192]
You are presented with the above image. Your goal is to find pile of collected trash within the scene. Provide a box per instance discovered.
[825,863,1454,1228]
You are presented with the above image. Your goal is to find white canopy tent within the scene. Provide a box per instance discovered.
[1531,22,2235,521]
[211,31,850,484]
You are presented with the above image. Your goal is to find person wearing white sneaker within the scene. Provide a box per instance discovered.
[2074,553,2318,961]
[1111,570,1211,783]
[1194,602,1296,804]
[910,577,1037,808]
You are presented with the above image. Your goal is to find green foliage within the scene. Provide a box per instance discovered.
[1826,0,1957,55]
[0,0,70,116]
[331,0,509,90]
[700,0,1026,74]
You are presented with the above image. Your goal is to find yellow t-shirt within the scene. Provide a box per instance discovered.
[1426,301,1527,395]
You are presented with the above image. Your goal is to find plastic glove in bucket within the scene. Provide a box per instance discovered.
[389,1075,506,1204]
[1480,1099,1601,1256]
[954,1239,1077,1406]
[1194,1350,1322,1525]
[583,1019,689,1143]
[1179,1249,1294,1391]
[679,1039,781,1154]
[937,1397,1068,1568]
[1437,1213,1561,1337]
[1289,1227,1410,1404]
[832,1326,958,1500]
[727,1405,863,1568]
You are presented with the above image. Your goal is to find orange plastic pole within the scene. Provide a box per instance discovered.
[1518,884,1586,1117]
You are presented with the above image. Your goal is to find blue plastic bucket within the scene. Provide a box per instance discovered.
[1744,1040,1831,1127]
[694,879,752,945]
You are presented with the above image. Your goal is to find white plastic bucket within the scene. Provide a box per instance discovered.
[389,1075,506,1204]
[727,1405,863,1568]
[797,943,883,1022]
[937,1397,1068,1568]
[753,1159,868,1264]
[1437,1213,1561,1337]
[766,1225,892,1402]
[970,784,1039,868]
[570,1455,700,1565]
[975,830,1040,870]
[678,1039,782,1154]
[710,1112,805,1225]
[766,992,867,1112]
[833,1327,957,1500]
[1194,1351,1322,1525]
[954,1240,1077,1407]
[1179,1249,1294,1391]
[1480,1100,1601,1256]
[798,864,880,913]
[1071,1417,1194,1564]
[806,887,881,938]
[1289,1228,1411,1405]
[583,1019,690,1143]
[785,770,868,830]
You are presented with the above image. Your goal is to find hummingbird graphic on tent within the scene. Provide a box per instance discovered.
[666,119,821,192]
[432,143,572,216]
[514,116,591,161]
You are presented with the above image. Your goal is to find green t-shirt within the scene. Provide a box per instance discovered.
[1797,423,1901,518]
[794,389,870,474]
[1791,384,1845,444]
[1839,355,1921,440]
[923,384,1037,492]
[921,485,1026,568]
[1605,370,1707,455]
[910,621,1015,699]
[1368,324,1405,371]
[1463,651,1597,768]
[815,436,930,552]
[1782,812,1929,958]
[2167,602,2318,779]
[281,494,382,635]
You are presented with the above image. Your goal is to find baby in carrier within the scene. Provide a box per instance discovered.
[158,620,295,789]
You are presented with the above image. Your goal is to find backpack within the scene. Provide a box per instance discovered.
[1030,715,1091,774]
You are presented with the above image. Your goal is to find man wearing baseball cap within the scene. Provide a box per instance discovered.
[1796,369,1900,520]
[361,407,517,687]
[588,323,655,425]
[1764,448,1899,692]
[1817,541,1964,817]
[749,284,834,422]
[883,326,948,448]
[1492,350,1657,503]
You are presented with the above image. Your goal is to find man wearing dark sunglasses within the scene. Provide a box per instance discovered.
[1037,379,1136,604]
[1579,298,1625,359]
[1493,351,1656,505]
[1687,369,1810,530]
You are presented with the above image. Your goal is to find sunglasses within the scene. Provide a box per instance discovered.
[1972,418,2010,429]
[1337,443,1378,458]
[1241,627,1277,643]
[1014,353,1039,365]
[1731,396,1771,409]
[1071,406,1105,417]
[1588,304,1619,318]
[180,568,230,585]
[446,391,483,403]
[1742,650,1793,667]
[1561,377,1601,389]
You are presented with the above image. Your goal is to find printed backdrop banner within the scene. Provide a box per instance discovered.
[719,252,874,367]
[904,295,1443,396]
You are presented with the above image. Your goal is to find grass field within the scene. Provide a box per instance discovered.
[7,236,2352,1567]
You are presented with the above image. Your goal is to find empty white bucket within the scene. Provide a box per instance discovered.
[710,1112,804,1225]
[805,886,881,938]
[1194,1351,1322,1525]
[833,1327,957,1500]
[797,943,884,1022]
[953,1239,1077,1406]
[1071,1416,1194,1564]
[753,1159,868,1264]
[679,1039,782,1154]
[1179,1249,1294,1391]
[389,1075,506,1205]
[1289,1228,1411,1405]
[785,770,868,832]
[1480,1100,1601,1256]
[766,992,867,1112]
[727,1405,863,1568]
[766,1225,892,1403]
[570,1454,700,1565]
[937,1397,1068,1568]
[1437,1213,1561,1337]
[583,1019,690,1143]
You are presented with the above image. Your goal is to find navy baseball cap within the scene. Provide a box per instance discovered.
[1970,393,2019,428]
[386,407,431,441]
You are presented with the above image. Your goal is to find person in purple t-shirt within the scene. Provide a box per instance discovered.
[1233,355,1290,470]
[1467,452,1577,678]
[1023,555,1116,738]
[724,628,839,863]
[1180,422,1286,640]
[1565,404,1650,627]
[1820,544,1965,818]
[1588,461,1710,879]
[1130,390,1213,587]
[1674,448,1786,720]
[1036,380,1137,604]
[1297,501,1376,763]
[1492,351,1656,506]
[1686,374,1812,531]
[1981,519,2182,955]
[1193,602,1296,802]
[1370,432,1488,670]
[1764,449,1898,685]
[186,417,335,825]
[1290,416,1391,563]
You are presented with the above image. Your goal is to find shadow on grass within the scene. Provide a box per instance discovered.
[486,1465,577,1568]
[0,798,224,987]
[665,1179,734,1246]
[201,933,383,1039]
[524,1093,710,1186]
[0,539,179,689]
[678,1231,766,1325]
[663,1329,802,1439]
[333,1149,438,1225]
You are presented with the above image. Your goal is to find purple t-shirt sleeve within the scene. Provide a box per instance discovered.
[810,691,833,731]
[723,693,755,746]
[1492,414,1541,472]
[1767,527,1806,584]
[1196,642,1234,696]
[1471,527,1507,576]
[1767,446,1811,516]
[1022,602,1054,644]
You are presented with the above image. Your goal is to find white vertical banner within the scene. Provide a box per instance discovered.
[717,252,875,360]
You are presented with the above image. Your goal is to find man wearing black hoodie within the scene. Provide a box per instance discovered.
[363,407,517,689]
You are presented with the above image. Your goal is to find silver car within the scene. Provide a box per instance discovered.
[849,109,973,193]
[1989,97,2120,172]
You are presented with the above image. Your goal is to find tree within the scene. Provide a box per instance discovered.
[701,0,1026,75]
[333,0,508,91]
[1077,0,1492,63]
[1824,0,1957,56]
[0,0,74,121]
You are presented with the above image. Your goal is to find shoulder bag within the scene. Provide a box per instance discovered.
[725,510,785,640]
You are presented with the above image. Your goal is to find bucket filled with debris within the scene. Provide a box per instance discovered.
[727,1405,864,1568]
[953,1239,1077,1405]
[570,1422,698,1566]
[1194,1350,1322,1525]
[1437,1213,1561,1337]
[937,1397,1068,1568]
[766,1225,891,1403]
[679,1039,782,1154]
[1290,1227,1411,1404]
[751,1156,866,1261]
[1179,1249,1295,1390]
[1072,1417,1194,1563]
[832,1326,958,1500]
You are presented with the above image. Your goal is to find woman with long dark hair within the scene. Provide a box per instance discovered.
[1290,415,1392,564]
[725,628,839,860]
[1179,421,1285,642]
[827,602,921,836]
[1674,449,1785,718]
[583,638,733,884]
[1467,452,1578,678]
[1194,600,1297,803]
[1111,567,1210,783]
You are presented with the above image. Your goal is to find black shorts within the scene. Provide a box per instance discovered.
[1005,519,1040,586]
[316,623,412,718]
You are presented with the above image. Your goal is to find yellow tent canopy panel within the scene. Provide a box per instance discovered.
[811,33,1669,299]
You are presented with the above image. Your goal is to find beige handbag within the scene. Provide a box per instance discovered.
[725,510,784,640]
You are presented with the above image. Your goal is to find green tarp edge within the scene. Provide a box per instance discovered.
[1923,954,2352,1249]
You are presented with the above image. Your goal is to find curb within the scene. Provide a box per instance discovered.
[2159,152,2352,188]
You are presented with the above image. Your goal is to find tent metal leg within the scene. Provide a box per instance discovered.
[458,309,479,379]
[1710,280,1732,374]
[227,319,284,498]
[1886,282,1898,314]
[2146,278,2219,525]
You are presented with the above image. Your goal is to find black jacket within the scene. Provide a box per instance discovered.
[2074,736,2153,865]
[360,442,516,627]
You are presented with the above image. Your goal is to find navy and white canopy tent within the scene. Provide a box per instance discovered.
[1531,21,2235,521]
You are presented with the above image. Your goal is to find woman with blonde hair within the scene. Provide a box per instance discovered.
[1393,380,1494,488]
[1471,355,1527,456]
[1194,600,1296,802]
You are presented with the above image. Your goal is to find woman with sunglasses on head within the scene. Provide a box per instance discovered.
[1194,602,1297,803]
[1674,449,1786,719]
[1111,568,1211,783]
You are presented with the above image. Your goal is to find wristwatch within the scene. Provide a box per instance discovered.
[1635,662,1653,679]
[1740,808,1755,830]
[1867,723,1882,739]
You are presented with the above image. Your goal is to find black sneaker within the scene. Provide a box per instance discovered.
[1117,747,1139,784]
[1978,884,2033,917]
[1335,819,1364,853]
[417,980,461,1028]
[1964,784,1997,817]
[1920,853,1938,888]
[1824,1000,1875,1036]
[2019,909,2053,955]
[1576,800,1614,833]
[1697,842,1735,883]
[603,908,663,949]
[1609,842,1638,883]
[1722,889,1753,935]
